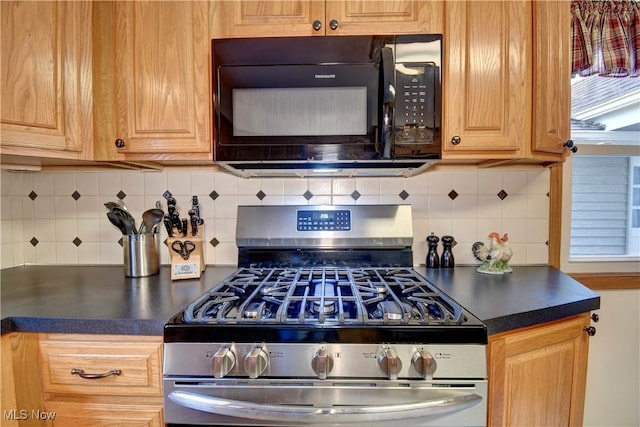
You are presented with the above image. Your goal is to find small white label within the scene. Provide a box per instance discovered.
[173,263,198,276]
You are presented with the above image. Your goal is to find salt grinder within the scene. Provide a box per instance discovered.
[440,235,456,268]
[426,233,440,269]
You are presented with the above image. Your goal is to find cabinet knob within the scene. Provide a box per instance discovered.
[563,139,578,153]
[591,313,599,323]
[583,326,596,336]
[329,19,339,30]
[115,138,125,148]
[312,20,322,31]
[451,136,461,145]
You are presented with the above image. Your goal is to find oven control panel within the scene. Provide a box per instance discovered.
[164,343,487,380]
[297,209,351,231]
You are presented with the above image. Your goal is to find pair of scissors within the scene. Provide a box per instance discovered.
[171,240,196,260]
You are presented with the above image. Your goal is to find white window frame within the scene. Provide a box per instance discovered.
[561,144,640,273]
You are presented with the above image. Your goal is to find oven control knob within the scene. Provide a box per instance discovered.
[311,347,334,379]
[244,347,269,379]
[378,347,402,380]
[412,350,437,379]
[211,347,236,378]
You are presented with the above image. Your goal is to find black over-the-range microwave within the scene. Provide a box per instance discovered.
[212,34,442,177]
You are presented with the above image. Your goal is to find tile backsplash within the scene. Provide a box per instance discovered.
[0,166,550,269]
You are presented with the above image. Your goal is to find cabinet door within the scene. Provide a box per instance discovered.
[442,1,531,159]
[531,0,571,158]
[211,1,442,38]
[488,314,590,426]
[99,1,210,158]
[325,1,443,35]
[0,1,92,159]
[211,1,326,38]
[44,401,163,427]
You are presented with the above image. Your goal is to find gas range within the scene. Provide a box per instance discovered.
[164,205,487,426]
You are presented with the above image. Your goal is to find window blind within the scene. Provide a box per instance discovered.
[570,156,630,255]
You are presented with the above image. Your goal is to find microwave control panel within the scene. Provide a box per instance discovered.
[395,62,438,146]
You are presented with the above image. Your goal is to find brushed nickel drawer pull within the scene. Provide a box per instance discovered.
[70,368,122,379]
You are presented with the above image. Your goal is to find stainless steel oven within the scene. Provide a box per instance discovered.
[163,205,487,426]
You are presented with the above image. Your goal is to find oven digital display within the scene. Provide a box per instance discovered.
[297,210,351,231]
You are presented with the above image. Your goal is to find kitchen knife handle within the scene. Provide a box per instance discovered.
[164,217,174,237]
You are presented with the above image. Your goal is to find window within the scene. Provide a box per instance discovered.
[566,75,640,263]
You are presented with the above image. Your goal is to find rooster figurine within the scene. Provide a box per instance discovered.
[472,232,513,274]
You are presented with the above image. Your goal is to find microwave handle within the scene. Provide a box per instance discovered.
[380,46,395,159]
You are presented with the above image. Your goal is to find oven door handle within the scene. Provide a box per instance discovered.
[168,390,482,423]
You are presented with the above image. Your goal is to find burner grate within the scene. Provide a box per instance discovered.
[183,267,466,326]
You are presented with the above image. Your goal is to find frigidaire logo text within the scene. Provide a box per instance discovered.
[314,74,336,79]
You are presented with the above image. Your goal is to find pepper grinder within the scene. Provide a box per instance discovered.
[426,233,440,269]
[440,235,456,268]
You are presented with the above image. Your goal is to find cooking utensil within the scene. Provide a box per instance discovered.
[139,208,164,234]
[106,211,127,235]
[111,206,137,235]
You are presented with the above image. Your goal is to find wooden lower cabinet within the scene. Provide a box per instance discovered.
[488,313,591,426]
[1,333,163,427]
[39,334,163,427]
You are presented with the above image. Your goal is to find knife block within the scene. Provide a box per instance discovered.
[168,224,205,281]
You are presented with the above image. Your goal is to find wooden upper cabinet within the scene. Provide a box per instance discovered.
[530,0,571,159]
[0,1,93,160]
[442,1,532,159]
[325,1,443,35]
[211,1,443,38]
[488,314,591,426]
[211,1,325,38]
[93,1,211,160]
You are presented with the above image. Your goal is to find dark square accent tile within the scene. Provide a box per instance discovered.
[163,190,173,199]
[303,190,313,201]
[545,240,549,246]
[210,190,219,201]
[497,190,508,200]
[547,192,550,198]
[210,237,220,247]
[71,190,81,200]
[256,190,266,201]
[118,237,123,247]
[117,190,126,200]
[72,237,82,247]
[30,237,39,247]
[399,190,409,200]
[351,190,361,201]
[28,191,38,200]
[448,190,459,200]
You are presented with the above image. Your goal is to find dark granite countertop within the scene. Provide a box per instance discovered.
[420,266,600,334]
[1,265,599,337]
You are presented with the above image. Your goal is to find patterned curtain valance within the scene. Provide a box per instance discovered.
[571,0,639,77]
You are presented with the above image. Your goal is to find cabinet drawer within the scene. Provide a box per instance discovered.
[44,400,163,427]
[39,335,162,396]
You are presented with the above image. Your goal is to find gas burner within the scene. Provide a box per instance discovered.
[183,267,468,326]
